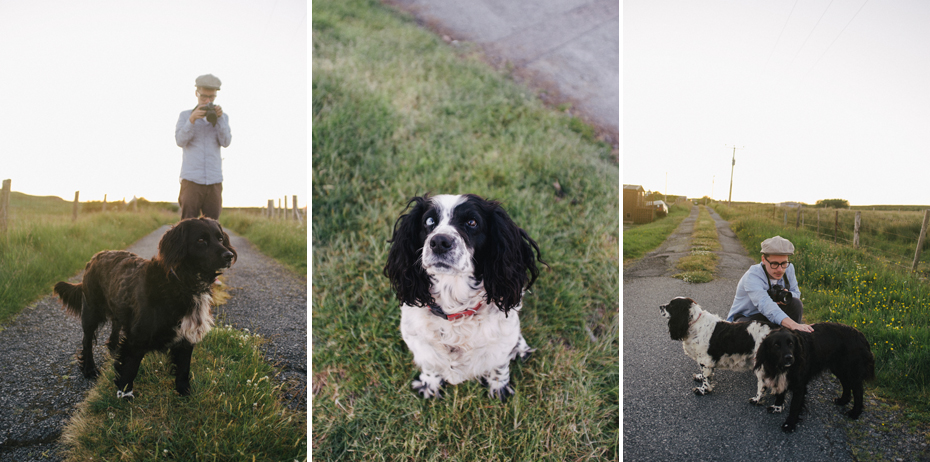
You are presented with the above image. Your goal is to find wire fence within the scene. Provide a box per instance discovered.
[726,203,930,276]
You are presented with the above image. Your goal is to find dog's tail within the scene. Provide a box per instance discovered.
[54,281,84,317]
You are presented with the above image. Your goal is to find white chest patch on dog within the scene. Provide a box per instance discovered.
[175,292,214,344]
[763,371,788,394]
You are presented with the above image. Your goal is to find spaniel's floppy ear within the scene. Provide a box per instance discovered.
[667,306,691,341]
[476,199,545,314]
[158,219,190,275]
[383,195,433,307]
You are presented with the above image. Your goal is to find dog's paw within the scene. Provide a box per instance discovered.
[116,389,134,401]
[749,397,761,405]
[846,408,863,420]
[518,350,534,363]
[781,419,798,433]
[692,373,704,382]
[489,383,515,403]
[411,379,442,399]
[692,386,710,396]
[833,396,851,406]
[768,405,784,414]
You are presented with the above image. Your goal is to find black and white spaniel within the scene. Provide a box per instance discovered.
[384,194,545,401]
[660,297,776,400]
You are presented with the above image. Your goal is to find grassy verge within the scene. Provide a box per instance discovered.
[622,204,690,265]
[0,208,178,325]
[673,206,720,283]
[221,211,307,277]
[313,0,618,460]
[713,202,930,423]
[61,323,307,461]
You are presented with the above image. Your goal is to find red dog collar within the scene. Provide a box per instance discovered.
[428,301,482,320]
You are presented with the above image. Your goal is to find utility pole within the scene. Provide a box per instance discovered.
[725,145,743,207]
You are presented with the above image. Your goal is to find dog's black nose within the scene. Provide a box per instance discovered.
[429,234,454,255]
[222,251,234,263]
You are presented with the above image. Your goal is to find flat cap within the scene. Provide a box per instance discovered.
[761,236,794,255]
[195,74,222,89]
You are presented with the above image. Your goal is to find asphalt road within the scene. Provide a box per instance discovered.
[385,0,619,144]
[623,206,854,461]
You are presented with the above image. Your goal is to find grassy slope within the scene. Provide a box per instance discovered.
[312,1,618,460]
[622,204,689,264]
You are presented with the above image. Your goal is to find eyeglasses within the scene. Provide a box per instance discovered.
[196,92,217,100]
[765,257,790,269]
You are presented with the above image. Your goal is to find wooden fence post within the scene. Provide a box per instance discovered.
[102,194,107,213]
[817,210,820,236]
[0,179,10,236]
[292,195,299,221]
[784,211,788,226]
[267,200,274,218]
[854,211,861,248]
[284,196,290,221]
[835,210,839,243]
[73,191,80,221]
[912,209,930,272]
[796,206,802,229]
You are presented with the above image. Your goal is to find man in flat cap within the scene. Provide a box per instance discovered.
[726,236,814,332]
[174,73,232,219]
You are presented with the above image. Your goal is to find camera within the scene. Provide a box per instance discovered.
[199,102,218,126]
[767,287,792,304]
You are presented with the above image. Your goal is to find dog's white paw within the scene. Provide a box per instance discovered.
[693,373,704,382]
[768,405,784,414]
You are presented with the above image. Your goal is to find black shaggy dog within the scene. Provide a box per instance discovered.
[754,323,875,432]
[54,217,236,399]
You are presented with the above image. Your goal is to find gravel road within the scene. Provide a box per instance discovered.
[0,223,307,461]
[623,206,854,461]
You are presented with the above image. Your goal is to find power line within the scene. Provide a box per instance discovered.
[804,0,870,79]
[788,0,836,67]
[762,0,799,70]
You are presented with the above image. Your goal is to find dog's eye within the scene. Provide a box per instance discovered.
[466,219,477,228]
[425,217,435,227]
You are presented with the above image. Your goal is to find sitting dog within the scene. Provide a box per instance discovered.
[754,323,875,432]
[54,217,236,399]
[660,297,775,400]
[383,194,545,401]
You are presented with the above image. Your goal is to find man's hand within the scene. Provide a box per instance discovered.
[781,317,814,333]
[213,105,223,118]
[189,107,207,124]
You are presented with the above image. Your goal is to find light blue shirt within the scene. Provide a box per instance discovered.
[726,262,801,325]
[175,109,231,185]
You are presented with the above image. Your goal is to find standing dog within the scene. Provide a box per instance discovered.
[660,297,775,400]
[54,217,236,399]
[384,194,545,401]
[754,322,875,432]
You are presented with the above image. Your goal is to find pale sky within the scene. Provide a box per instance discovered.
[624,0,930,206]
[0,0,307,208]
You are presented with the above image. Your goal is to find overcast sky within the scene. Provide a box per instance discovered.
[0,0,306,208]
[624,0,930,206]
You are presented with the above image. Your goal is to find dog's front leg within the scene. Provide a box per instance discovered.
[481,364,515,402]
[781,386,806,432]
[750,370,766,404]
[411,368,445,399]
[170,341,195,396]
[692,364,714,395]
[114,344,145,400]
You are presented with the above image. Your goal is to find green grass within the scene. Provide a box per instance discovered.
[221,210,307,277]
[673,206,720,283]
[312,0,618,460]
[0,193,179,325]
[61,324,307,461]
[622,204,690,264]
[714,202,930,422]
